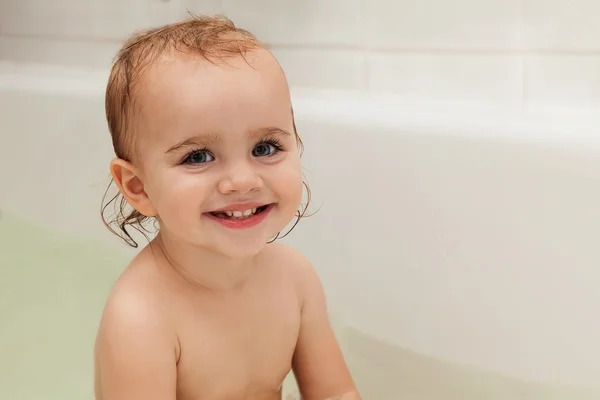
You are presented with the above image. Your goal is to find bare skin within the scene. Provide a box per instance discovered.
[94,48,359,400]
[95,240,355,400]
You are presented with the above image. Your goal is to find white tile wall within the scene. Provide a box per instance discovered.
[0,36,120,70]
[0,0,187,40]
[368,53,523,109]
[144,0,193,29]
[1,0,141,39]
[221,0,363,46]
[2,0,600,115]
[366,0,522,49]
[526,56,600,114]
[523,0,600,51]
[270,47,366,90]
[184,0,224,17]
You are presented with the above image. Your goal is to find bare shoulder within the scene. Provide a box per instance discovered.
[97,265,173,342]
[267,244,360,399]
[94,248,179,400]
[261,242,325,310]
[97,248,173,336]
[264,242,310,264]
[263,242,319,284]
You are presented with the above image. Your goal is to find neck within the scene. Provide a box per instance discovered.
[151,231,258,292]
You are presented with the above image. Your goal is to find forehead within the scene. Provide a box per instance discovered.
[136,48,292,146]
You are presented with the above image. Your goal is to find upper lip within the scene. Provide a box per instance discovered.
[209,202,270,213]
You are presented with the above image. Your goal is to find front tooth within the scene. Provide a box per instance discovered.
[242,209,252,217]
[232,211,244,218]
[225,211,233,217]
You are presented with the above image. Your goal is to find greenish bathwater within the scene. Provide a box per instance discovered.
[0,212,129,399]
[1,211,600,400]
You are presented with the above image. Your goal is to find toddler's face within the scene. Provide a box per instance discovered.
[133,49,303,257]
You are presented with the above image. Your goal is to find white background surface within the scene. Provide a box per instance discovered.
[2,0,600,115]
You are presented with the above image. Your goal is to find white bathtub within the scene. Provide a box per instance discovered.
[1,61,600,399]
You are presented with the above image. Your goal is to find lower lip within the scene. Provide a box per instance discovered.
[204,204,274,230]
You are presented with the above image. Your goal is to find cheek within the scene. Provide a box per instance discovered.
[271,158,304,208]
[144,170,210,217]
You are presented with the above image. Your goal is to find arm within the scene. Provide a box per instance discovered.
[94,290,178,400]
[291,255,361,400]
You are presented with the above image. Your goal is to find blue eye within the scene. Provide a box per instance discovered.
[184,150,214,165]
[252,142,278,157]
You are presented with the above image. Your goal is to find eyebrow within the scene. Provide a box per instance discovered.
[166,127,291,153]
[166,132,221,153]
[249,126,292,139]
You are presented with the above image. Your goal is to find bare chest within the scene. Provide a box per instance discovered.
[174,287,301,400]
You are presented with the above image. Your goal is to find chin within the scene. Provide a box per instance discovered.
[213,236,272,260]
[207,229,280,260]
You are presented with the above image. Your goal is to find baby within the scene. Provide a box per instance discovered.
[94,15,360,400]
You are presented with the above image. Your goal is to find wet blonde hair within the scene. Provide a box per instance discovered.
[101,15,309,247]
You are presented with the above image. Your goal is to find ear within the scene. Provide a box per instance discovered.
[110,158,157,218]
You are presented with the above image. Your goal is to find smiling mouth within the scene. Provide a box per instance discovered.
[209,204,271,220]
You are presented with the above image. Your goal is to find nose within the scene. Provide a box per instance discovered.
[217,161,264,195]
